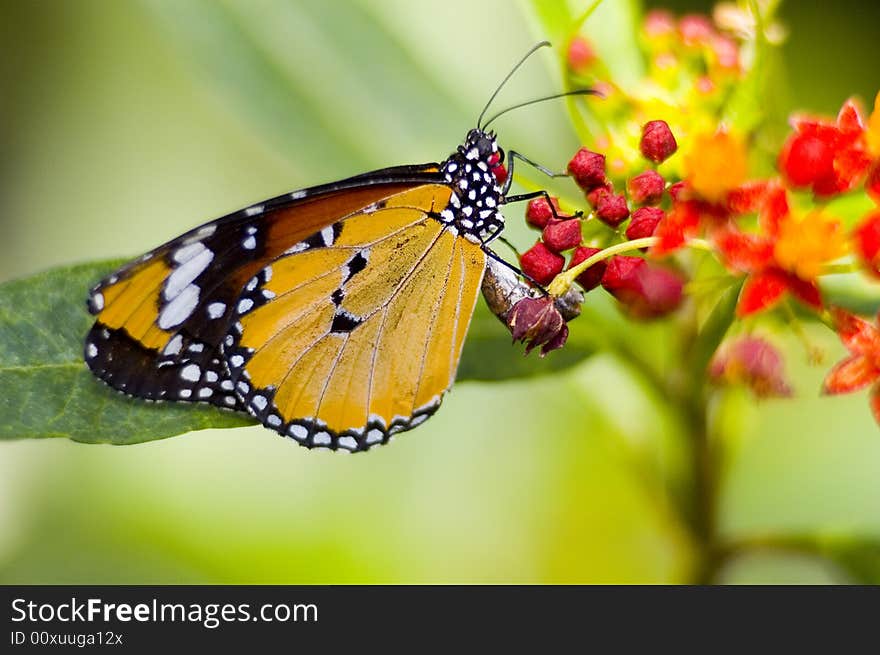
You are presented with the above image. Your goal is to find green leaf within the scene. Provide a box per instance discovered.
[688,280,743,381]
[0,261,254,444]
[457,301,598,382]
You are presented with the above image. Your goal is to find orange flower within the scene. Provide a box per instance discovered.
[714,190,844,316]
[684,130,748,202]
[773,209,847,280]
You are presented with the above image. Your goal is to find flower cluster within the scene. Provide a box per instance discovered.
[503,5,880,427]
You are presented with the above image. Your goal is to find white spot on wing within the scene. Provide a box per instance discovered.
[207,302,226,319]
[165,247,213,300]
[158,285,199,330]
[172,242,207,265]
[289,425,307,440]
[244,205,263,217]
[242,235,257,250]
[180,364,201,382]
[320,226,335,247]
[338,436,358,450]
[92,293,104,311]
[86,343,98,358]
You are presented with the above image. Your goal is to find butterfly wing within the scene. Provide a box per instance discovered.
[85,165,446,410]
[223,183,487,451]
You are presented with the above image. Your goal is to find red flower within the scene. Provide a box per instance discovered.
[853,209,880,277]
[712,184,845,316]
[778,98,872,196]
[823,308,880,425]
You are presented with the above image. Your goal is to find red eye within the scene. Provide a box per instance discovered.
[488,152,501,167]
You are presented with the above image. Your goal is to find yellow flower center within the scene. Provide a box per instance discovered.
[773,210,847,280]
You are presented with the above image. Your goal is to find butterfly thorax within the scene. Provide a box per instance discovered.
[437,128,506,244]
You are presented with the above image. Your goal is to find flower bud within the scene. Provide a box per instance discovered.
[568,147,607,190]
[595,192,630,227]
[567,36,596,73]
[542,218,582,253]
[568,246,606,291]
[520,242,565,285]
[679,14,715,47]
[626,207,665,241]
[709,337,793,398]
[601,256,683,319]
[627,170,665,205]
[525,196,561,229]
[640,120,678,163]
[507,296,569,356]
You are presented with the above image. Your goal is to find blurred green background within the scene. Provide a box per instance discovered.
[1,0,878,583]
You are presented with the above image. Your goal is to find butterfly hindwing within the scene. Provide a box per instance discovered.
[223,184,487,451]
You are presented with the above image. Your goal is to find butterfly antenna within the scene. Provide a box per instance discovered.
[477,41,552,129]
[481,89,601,129]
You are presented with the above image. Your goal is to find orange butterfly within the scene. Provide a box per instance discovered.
[84,43,592,451]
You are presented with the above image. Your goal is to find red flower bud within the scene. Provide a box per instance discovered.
[567,36,596,73]
[709,337,793,398]
[568,148,607,191]
[595,192,630,227]
[542,217,582,253]
[854,209,880,277]
[626,207,665,241]
[778,132,835,188]
[601,256,683,319]
[568,246,606,291]
[525,196,561,229]
[492,162,508,185]
[627,170,666,205]
[586,182,613,208]
[507,296,569,356]
[520,242,565,286]
[640,120,678,164]
[644,10,676,38]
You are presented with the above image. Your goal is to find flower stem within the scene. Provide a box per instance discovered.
[548,237,715,296]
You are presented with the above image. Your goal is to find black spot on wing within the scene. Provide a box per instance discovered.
[343,251,368,283]
[330,311,362,333]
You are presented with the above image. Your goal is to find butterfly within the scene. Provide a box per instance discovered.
[83,42,592,452]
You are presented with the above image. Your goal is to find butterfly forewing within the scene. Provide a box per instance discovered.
[224,184,487,451]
